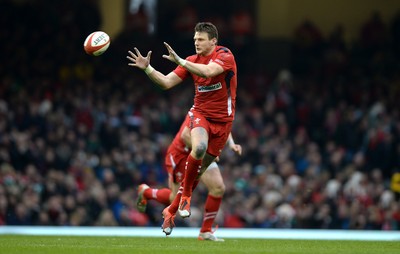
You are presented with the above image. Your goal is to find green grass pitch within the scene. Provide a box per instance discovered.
[0,235,399,254]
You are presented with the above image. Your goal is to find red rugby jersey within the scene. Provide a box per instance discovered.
[173,46,237,122]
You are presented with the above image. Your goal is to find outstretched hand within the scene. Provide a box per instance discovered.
[230,144,242,156]
[127,47,152,70]
[163,42,184,65]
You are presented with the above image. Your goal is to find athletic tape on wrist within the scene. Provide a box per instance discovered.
[178,58,187,66]
[144,65,154,75]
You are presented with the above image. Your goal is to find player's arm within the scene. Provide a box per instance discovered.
[163,42,224,78]
[181,60,223,78]
[127,47,182,90]
[147,69,182,90]
[226,132,242,156]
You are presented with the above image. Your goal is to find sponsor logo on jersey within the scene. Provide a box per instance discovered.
[197,82,222,92]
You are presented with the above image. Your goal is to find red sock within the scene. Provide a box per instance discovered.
[168,178,200,214]
[192,178,200,191]
[182,154,202,197]
[168,186,183,214]
[143,188,171,206]
[200,195,222,233]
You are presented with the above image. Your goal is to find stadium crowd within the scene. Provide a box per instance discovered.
[0,0,400,230]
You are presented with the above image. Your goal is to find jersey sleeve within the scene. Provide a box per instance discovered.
[173,56,191,80]
[173,65,189,80]
[213,50,235,71]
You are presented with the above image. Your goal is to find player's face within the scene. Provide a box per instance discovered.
[194,32,216,56]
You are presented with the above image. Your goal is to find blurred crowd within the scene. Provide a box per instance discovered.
[0,0,400,230]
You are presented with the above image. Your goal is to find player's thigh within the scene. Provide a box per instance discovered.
[188,112,210,157]
[191,127,209,156]
[200,164,225,196]
[200,153,217,174]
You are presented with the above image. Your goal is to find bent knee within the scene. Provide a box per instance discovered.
[192,142,207,158]
[209,183,225,197]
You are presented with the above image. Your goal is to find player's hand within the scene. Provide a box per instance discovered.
[230,144,242,156]
[163,42,184,65]
[127,47,152,70]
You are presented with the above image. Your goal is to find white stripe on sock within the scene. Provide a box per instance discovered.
[152,189,158,199]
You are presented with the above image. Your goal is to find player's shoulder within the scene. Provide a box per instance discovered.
[216,45,232,54]
[186,54,197,61]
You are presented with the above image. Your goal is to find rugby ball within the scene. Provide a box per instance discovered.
[83,31,110,56]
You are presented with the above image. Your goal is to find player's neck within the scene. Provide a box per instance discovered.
[200,46,216,57]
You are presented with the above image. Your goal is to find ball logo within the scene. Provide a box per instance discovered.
[93,34,106,46]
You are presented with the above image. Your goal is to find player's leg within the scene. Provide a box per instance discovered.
[136,173,173,213]
[162,179,181,235]
[168,177,180,202]
[164,154,217,235]
[136,184,171,213]
[136,183,150,213]
[199,153,217,176]
[162,152,187,235]
[179,126,209,217]
[170,153,215,211]
[198,162,225,241]
[182,126,209,194]
[200,162,225,198]
[197,121,231,239]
